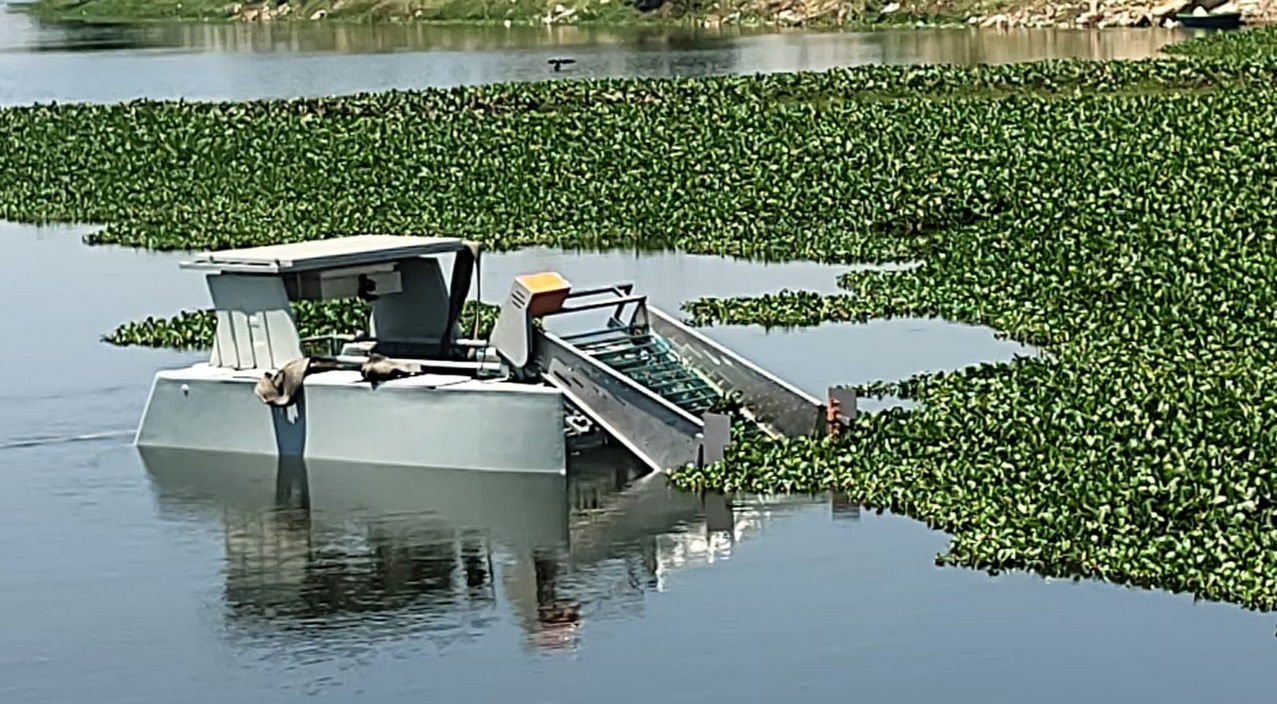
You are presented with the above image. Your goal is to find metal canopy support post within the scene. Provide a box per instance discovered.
[438,241,480,357]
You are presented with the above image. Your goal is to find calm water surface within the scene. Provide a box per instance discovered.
[1,12,1274,704]
[0,1,1188,105]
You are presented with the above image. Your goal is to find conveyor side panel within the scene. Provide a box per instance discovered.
[575,327,722,417]
[646,307,827,438]
[535,331,727,474]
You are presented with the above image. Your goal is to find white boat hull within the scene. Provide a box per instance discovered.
[136,364,569,474]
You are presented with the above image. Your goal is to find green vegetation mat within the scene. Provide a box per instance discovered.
[4,59,1275,256]
[6,30,1277,614]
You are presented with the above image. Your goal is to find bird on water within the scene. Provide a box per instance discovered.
[548,58,576,72]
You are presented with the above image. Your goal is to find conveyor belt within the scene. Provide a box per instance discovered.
[559,323,722,417]
[498,279,826,474]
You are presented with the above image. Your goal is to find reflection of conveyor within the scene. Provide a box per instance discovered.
[140,446,839,655]
[490,275,830,474]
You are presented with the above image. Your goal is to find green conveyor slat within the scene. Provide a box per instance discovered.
[577,323,721,416]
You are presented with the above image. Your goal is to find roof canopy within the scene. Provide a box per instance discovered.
[180,234,468,274]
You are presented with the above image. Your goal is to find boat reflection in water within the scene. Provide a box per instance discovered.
[139,446,841,654]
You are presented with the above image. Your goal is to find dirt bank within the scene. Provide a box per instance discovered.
[957,0,1275,29]
[28,0,1277,29]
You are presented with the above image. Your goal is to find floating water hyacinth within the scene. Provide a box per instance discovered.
[7,31,1277,615]
[1162,25,1277,61]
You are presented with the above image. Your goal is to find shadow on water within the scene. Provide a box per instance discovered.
[0,4,160,53]
[139,445,827,654]
[3,11,1187,60]
[3,19,751,54]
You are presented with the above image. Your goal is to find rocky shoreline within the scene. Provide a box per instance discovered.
[120,0,1277,28]
[964,0,1275,29]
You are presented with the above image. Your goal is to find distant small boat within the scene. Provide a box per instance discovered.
[1175,10,1243,29]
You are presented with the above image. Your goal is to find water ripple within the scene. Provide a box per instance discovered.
[0,429,134,452]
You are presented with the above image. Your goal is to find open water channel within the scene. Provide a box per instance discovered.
[1,5,1274,703]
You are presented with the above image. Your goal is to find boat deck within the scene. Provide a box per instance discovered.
[160,363,558,395]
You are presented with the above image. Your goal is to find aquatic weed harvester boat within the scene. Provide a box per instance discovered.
[135,235,853,474]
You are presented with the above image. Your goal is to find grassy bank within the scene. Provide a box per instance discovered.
[5,28,1277,615]
[23,0,953,28]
